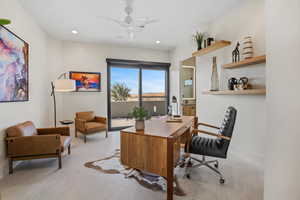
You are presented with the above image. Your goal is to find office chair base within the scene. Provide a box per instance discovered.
[184,156,225,184]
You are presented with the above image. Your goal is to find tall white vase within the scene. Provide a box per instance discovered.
[210,56,219,91]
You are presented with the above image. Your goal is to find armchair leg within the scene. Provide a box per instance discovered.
[9,158,13,175]
[84,135,87,143]
[68,145,71,155]
[58,151,62,169]
[75,129,78,137]
[105,130,108,138]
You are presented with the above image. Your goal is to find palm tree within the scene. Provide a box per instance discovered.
[111,83,131,102]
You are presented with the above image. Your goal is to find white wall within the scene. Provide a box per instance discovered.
[171,0,266,167]
[57,41,171,121]
[265,0,300,199]
[0,0,52,178]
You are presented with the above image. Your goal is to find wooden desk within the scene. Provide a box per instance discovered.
[120,116,194,200]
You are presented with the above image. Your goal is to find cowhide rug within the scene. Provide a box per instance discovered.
[84,149,186,196]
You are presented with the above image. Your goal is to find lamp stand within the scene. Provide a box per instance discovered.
[51,81,57,127]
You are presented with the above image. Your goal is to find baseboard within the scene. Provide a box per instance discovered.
[229,148,264,170]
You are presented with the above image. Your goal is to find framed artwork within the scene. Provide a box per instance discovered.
[0,25,29,103]
[69,71,101,92]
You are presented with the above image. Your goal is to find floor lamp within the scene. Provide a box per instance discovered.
[51,73,76,127]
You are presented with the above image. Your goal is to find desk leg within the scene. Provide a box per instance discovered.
[167,137,174,200]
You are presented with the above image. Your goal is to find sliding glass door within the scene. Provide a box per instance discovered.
[107,59,170,131]
[142,69,168,117]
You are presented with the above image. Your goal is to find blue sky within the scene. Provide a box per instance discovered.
[111,67,166,95]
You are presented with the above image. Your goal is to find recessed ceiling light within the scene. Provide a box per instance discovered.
[72,30,78,34]
[156,40,161,44]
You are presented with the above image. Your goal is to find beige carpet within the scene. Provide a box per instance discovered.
[0,131,263,200]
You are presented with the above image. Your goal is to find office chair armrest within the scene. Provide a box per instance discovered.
[197,122,220,129]
[193,129,231,141]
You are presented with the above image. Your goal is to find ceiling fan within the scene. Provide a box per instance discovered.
[99,0,159,39]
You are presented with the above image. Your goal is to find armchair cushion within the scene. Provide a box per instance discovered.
[93,116,106,124]
[76,111,94,121]
[85,122,106,132]
[6,121,37,137]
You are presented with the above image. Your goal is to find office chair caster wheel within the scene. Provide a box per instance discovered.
[186,174,191,179]
[219,178,225,184]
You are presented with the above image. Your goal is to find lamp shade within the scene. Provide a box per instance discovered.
[54,79,76,92]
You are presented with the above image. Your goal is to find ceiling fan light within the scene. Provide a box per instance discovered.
[71,30,78,34]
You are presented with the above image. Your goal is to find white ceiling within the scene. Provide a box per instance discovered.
[18,0,243,50]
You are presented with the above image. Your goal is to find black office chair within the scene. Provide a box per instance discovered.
[184,106,237,184]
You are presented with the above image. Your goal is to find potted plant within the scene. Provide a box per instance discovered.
[130,106,149,131]
[193,32,204,50]
[0,19,11,25]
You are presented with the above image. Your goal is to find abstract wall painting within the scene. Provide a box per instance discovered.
[69,71,101,92]
[0,25,29,102]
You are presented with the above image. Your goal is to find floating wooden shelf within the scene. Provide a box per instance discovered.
[202,88,266,95]
[192,40,231,57]
[223,55,266,69]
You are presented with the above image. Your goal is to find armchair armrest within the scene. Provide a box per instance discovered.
[75,118,87,132]
[37,127,70,136]
[193,129,231,141]
[197,122,220,129]
[93,116,107,124]
[6,135,61,157]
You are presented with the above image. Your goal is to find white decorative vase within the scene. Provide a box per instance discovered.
[210,56,219,91]
[242,36,254,59]
[135,120,145,131]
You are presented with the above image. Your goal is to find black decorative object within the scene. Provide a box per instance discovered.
[207,37,214,46]
[228,77,238,90]
[232,42,240,62]
[238,77,249,86]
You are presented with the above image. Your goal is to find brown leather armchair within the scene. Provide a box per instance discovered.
[6,121,72,174]
[75,111,108,143]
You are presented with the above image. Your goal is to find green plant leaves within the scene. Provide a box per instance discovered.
[130,106,150,121]
[0,19,11,25]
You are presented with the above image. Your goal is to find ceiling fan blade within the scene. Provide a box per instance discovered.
[135,18,159,27]
[97,16,129,28]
